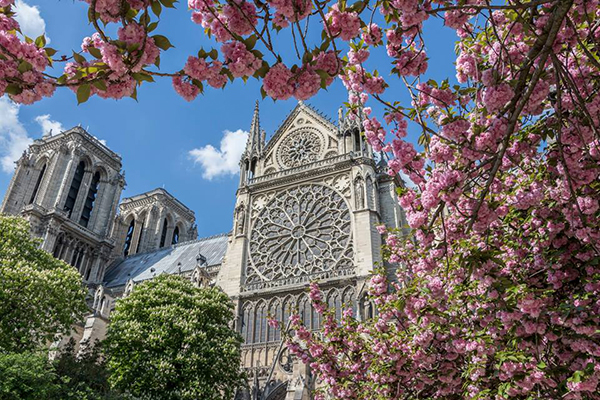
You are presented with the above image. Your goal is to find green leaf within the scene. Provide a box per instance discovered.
[152,35,173,51]
[4,84,23,95]
[72,51,86,64]
[92,80,107,91]
[191,79,204,93]
[160,0,177,7]
[130,86,138,101]
[209,49,218,60]
[77,83,91,104]
[151,1,162,17]
[17,61,33,73]
[87,47,102,59]
[35,34,46,48]
[132,72,155,83]
[44,47,57,57]
[148,22,159,32]
[244,35,257,50]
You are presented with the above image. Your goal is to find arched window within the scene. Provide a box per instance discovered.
[79,171,101,228]
[64,161,86,217]
[70,247,80,266]
[29,163,46,204]
[245,305,254,344]
[159,218,168,248]
[85,262,92,281]
[353,128,361,152]
[52,235,64,258]
[267,301,281,342]
[255,302,266,343]
[241,306,250,343]
[171,226,179,245]
[123,219,135,256]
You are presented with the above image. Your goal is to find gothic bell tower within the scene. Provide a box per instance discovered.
[0,126,125,284]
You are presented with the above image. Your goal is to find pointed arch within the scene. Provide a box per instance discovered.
[29,161,47,205]
[267,298,282,342]
[255,300,267,343]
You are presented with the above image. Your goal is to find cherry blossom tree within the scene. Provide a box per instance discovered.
[1,0,599,398]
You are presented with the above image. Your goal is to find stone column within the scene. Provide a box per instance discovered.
[140,208,156,253]
[103,176,124,237]
[63,243,75,265]
[37,151,62,209]
[71,169,93,223]
[54,148,79,211]
[87,250,101,283]
[129,215,144,255]
[41,219,61,253]
[88,178,109,233]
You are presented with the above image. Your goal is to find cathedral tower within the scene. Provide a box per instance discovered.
[110,188,198,258]
[217,101,406,399]
[0,126,125,284]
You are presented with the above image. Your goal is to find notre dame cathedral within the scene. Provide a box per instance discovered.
[0,101,406,400]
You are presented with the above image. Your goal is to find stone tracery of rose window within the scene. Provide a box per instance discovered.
[279,130,322,168]
[246,184,353,285]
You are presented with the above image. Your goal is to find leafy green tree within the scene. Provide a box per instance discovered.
[105,274,245,400]
[0,351,59,400]
[53,339,125,400]
[0,215,88,353]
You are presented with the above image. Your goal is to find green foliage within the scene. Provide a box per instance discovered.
[0,215,88,353]
[105,274,245,400]
[53,339,125,400]
[0,343,125,400]
[0,351,59,400]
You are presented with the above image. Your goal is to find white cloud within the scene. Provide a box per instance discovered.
[189,129,249,180]
[0,97,32,173]
[13,0,48,42]
[35,114,63,137]
[0,96,64,173]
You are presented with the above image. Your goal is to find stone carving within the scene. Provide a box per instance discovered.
[279,130,322,168]
[278,348,293,374]
[354,176,365,209]
[236,203,246,235]
[124,279,135,296]
[246,184,353,286]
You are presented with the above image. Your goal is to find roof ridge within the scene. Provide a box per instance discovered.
[172,231,230,248]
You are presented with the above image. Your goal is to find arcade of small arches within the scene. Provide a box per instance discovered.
[240,286,358,346]
[52,233,104,282]
[120,210,185,257]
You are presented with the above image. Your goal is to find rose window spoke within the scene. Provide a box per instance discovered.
[247,184,353,286]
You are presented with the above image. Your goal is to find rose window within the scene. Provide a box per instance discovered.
[246,184,353,285]
[279,131,322,167]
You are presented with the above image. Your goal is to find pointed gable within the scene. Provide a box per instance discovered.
[262,102,340,174]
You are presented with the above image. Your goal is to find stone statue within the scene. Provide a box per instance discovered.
[354,176,365,209]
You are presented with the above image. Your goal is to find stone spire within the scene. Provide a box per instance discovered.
[243,101,263,158]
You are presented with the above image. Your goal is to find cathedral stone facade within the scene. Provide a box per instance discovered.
[1,101,406,400]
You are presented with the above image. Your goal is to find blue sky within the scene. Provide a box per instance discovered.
[0,0,459,238]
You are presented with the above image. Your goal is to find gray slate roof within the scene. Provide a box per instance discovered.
[103,233,229,288]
